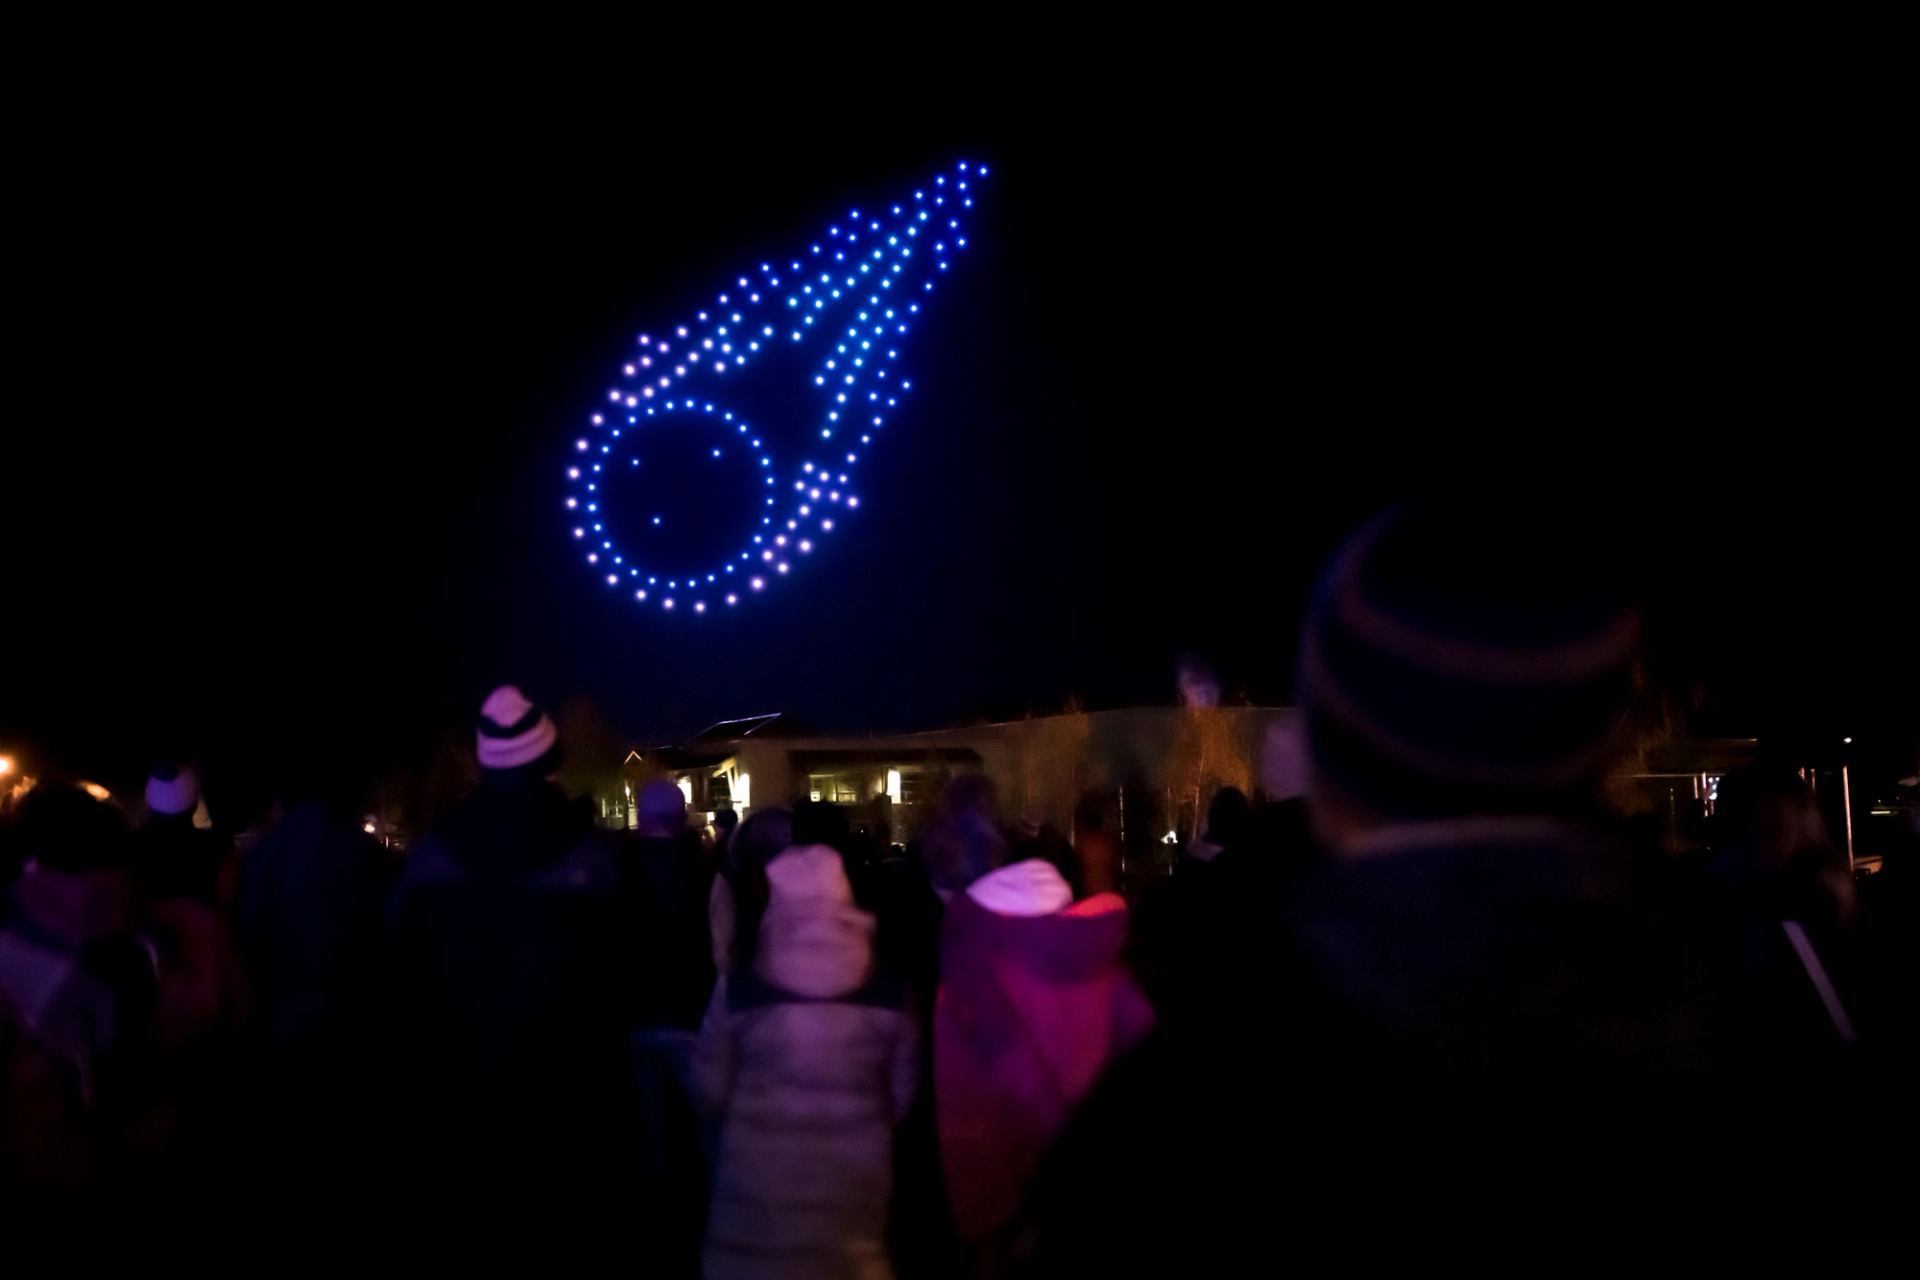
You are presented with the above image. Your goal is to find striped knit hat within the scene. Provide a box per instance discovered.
[475,685,561,773]
[1300,505,1638,822]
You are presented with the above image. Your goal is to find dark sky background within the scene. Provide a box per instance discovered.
[5,72,1912,790]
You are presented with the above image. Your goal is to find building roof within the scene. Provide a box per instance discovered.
[690,713,790,742]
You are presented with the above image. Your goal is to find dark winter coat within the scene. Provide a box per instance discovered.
[384,773,626,1189]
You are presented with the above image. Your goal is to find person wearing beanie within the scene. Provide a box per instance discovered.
[472,684,562,776]
[694,844,916,1280]
[135,763,225,906]
[1297,506,1640,845]
[128,757,248,1132]
[1021,503,1861,1274]
[384,684,627,1222]
[146,763,201,821]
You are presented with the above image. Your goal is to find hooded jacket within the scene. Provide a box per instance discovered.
[695,846,917,1280]
[934,858,1154,1241]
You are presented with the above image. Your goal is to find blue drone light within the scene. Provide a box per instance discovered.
[563,161,988,614]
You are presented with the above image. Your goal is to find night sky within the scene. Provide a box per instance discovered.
[7,77,1912,789]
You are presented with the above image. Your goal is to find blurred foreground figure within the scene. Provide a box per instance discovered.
[225,747,391,1235]
[385,686,628,1226]
[1023,504,1863,1272]
[0,786,156,1232]
[134,764,224,907]
[696,844,916,1280]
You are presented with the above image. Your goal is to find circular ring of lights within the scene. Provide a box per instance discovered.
[564,160,987,615]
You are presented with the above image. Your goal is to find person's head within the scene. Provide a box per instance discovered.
[1203,786,1251,849]
[920,775,1009,896]
[728,807,793,879]
[10,784,137,945]
[1299,503,1639,853]
[202,751,275,836]
[635,778,688,838]
[757,844,874,995]
[723,807,793,969]
[1073,791,1110,838]
[1724,764,1855,925]
[712,807,739,843]
[145,762,200,825]
[1178,653,1221,709]
[1719,767,1826,869]
[792,799,853,851]
[475,685,562,780]
[1260,719,1308,802]
[939,772,998,824]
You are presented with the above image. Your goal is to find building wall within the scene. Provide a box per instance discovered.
[621,707,1298,850]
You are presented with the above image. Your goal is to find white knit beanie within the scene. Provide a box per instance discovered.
[475,685,560,771]
[146,764,200,816]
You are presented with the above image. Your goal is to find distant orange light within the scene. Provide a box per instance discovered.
[0,756,14,778]
[81,782,111,802]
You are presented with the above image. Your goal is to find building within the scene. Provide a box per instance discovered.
[599,706,1298,855]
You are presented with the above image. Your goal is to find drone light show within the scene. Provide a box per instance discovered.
[563,160,987,615]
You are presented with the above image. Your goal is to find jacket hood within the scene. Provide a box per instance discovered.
[755,900,876,999]
[967,858,1074,916]
[948,870,1130,984]
[758,844,874,998]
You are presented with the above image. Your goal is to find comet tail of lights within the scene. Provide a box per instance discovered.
[562,160,988,616]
